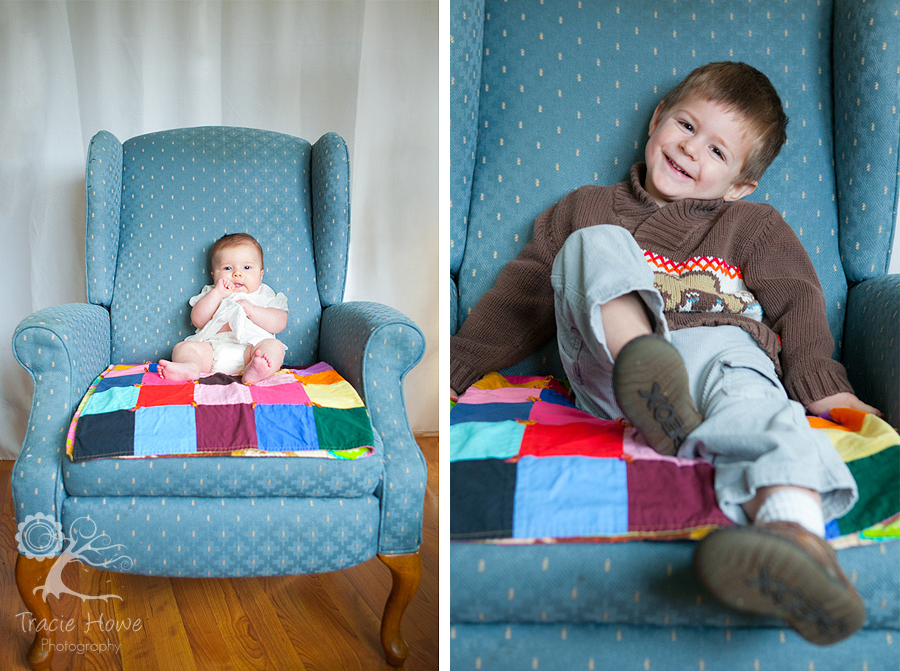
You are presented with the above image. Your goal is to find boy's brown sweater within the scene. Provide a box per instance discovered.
[451,164,853,407]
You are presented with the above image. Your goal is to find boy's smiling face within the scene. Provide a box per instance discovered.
[211,241,264,294]
[644,95,758,207]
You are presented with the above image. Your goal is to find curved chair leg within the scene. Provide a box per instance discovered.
[15,554,59,671]
[378,551,422,667]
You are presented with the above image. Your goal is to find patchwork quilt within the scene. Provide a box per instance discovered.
[450,373,900,548]
[67,363,375,462]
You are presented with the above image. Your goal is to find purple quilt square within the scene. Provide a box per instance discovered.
[249,382,310,406]
[195,404,257,452]
[195,383,253,406]
[626,460,731,532]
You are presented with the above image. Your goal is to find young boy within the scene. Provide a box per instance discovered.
[451,62,880,645]
[158,232,288,384]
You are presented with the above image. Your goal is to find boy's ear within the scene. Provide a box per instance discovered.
[648,103,664,135]
[724,180,757,202]
[648,102,665,136]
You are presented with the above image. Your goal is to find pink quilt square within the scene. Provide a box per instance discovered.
[250,371,300,387]
[104,364,148,378]
[194,383,253,406]
[249,383,311,405]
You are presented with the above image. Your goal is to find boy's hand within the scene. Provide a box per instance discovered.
[215,277,235,297]
[240,301,256,321]
[806,392,883,418]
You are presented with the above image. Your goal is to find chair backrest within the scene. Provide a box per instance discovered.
[451,0,899,377]
[85,126,351,367]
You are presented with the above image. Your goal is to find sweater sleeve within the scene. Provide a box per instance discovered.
[743,210,853,406]
[450,189,583,392]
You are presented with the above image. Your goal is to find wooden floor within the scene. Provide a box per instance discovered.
[0,435,438,671]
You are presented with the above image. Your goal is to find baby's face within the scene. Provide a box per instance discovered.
[644,95,758,207]
[211,242,264,294]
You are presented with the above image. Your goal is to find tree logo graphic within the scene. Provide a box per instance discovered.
[16,513,134,602]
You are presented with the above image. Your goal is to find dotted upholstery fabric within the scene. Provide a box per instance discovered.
[454,0,897,373]
[320,302,427,554]
[13,126,426,577]
[833,0,900,282]
[844,275,900,427]
[63,494,380,578]
[109,127,320,366]
[312,133,351,308]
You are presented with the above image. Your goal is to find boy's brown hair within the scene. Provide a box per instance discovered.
[209,233,264,267]
[657,61,788,184]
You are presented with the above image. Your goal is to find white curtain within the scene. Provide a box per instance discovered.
[0,0,439,459]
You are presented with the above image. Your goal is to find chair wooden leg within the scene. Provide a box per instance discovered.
[15,554,58,671]
[378,551,422,667]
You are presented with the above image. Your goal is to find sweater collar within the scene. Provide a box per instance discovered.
[619,163,728,220]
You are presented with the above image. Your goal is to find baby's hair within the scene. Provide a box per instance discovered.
[657,61,788,184]
[209,233,264,268]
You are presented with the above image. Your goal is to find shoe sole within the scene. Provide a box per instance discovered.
[693,527,867,645]
[613,335,702,455]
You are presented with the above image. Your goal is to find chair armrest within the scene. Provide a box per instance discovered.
[842,275,900,428]
[319,301,427,554]
[11,304,111,538]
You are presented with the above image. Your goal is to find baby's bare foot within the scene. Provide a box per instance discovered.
[242,350,274,385]
[158,359,201,382]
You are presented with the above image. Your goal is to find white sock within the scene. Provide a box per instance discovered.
[754,489,826,538]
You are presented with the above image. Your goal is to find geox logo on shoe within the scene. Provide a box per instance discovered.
[638,383,689,447]
[749,566,847,638]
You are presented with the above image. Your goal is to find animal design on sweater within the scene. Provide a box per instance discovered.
[644,251,763,321]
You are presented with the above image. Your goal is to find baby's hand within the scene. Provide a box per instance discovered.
[240,301,255,320]
[215,277,235,297]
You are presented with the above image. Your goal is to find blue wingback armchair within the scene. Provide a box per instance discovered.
[13,127,425,669]
[451,1,899,668]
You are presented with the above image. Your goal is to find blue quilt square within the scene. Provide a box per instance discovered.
[450,402,534,425]
[94,373,144,393]
[513,456,629,538]
[254,404,318,451]
[134,406,197,456]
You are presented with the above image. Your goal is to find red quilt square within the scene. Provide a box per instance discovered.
[136,382,195,408]
[520,421,625,458]
[195,404,257,452]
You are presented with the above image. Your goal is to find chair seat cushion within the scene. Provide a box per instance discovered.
[451,374,900,546]
[64,362,384,498]
[450,540,900,631]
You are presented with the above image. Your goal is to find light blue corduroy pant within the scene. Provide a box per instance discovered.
[550,226,858,525]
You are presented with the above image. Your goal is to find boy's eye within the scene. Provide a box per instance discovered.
[711,146,724,159]
[681,121,694,132]
[244,265,252,270]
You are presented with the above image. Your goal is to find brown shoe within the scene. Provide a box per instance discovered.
[613,335,702,455]
[693,521,867,645]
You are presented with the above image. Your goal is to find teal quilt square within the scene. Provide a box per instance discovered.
[82,386,140,416]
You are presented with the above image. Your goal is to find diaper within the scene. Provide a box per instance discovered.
[209,339,250,375]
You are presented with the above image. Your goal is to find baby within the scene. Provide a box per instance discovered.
[158,233,288,384]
